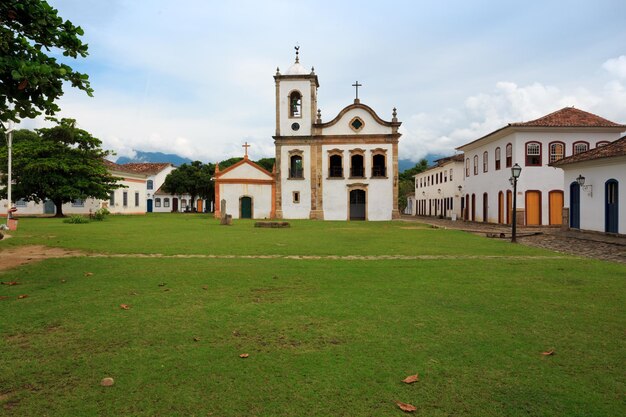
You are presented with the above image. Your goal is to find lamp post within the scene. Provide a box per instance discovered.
[4,123,15,224]
[510,163,522,243]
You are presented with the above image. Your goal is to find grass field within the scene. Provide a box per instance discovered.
[1,214,625,416]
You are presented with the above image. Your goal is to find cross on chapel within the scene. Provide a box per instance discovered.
[352,81,362,101]
[242,142,250,158]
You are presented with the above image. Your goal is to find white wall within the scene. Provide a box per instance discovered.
[414,160,464,219]
[561,157,626,234]
[278,79,314,136]
[321,108,391,136]
[220,183,273,219]
[106,177,147,214]
[280,145,312,219]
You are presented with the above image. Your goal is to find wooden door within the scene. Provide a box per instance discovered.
[197,199,203,213]
[570,183,580,228]
[548,191,563,225]
[506,190,512,224]
[525,191,541,225]
[240,197,252,219]
[173,198,178,212]
[349,190,366,220]
[482,193,488,222]
[605,180,618,233]
[471,194,476,221]
[147,199,153,213]
[498,191,504,224]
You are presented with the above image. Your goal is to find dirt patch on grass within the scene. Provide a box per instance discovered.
[0,245,84,272]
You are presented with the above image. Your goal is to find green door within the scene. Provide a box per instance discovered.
[240,197,252,219]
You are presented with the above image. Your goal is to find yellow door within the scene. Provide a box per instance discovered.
[498,191,504,224]
[526,191,541,225]
[506,190,512,224]
[197,200,203,213]
[549,191,563,225]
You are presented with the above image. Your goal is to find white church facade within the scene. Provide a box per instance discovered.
[273,49,401,221]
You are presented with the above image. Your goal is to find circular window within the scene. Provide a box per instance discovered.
[291,122,300,131]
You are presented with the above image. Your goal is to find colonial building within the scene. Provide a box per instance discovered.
[456,107,625,225]
[409,154,465,219]
[551,135,625,234]
[273,49,401,220]
[214,147,276,219]
[119,163,174,212]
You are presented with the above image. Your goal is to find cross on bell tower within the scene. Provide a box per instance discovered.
[352,81,362,103]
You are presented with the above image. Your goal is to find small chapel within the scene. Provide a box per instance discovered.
[215,48,401,221]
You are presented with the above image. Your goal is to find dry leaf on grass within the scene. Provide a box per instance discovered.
[120,304,131,310]
[541,349,555,356]
[402,374,419,384]
[17,294,28,299]
[158,283,167,287]
[1,281,19,286]
[193,337,200,342]
[202,285,208,290]
[100,377,114,386]
[84,272,94,277]
[395,401,417,412]
[239,353,249,358]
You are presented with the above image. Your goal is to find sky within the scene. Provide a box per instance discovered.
[18,0,626,163]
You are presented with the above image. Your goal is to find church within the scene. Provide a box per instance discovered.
[215,48,402,221]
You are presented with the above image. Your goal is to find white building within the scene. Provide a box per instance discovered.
[214,153,275,219]
[274,49,401,220]
[119,163,175,212]
[456,107,625,225]
[410,154,465,219]
[551,136,625,235]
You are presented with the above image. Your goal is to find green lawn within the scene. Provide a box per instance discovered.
[1,215,624,416]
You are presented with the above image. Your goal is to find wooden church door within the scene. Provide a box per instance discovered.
[349,189,366,220]
[240,197,252,219]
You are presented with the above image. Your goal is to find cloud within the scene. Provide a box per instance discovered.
[603,55,626,78]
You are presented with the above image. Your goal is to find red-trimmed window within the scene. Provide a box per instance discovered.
[573,141,589,155]
[465,158,470,177]
[483,151,488,173]
[596,141,610,147]
[505,143,512,168]
[473,155,478,175]
[525,142,542,166]
[495,147,501,170]
[548,141,565,163]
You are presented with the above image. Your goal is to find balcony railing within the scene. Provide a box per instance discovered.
[289,168,303,179]
[350,167,364,177]
[329,166,343,178]
[371,166,386,177]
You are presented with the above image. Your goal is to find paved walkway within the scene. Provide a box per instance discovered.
[401,215,626,264]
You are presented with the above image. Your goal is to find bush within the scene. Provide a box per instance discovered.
[63,215,90,224]
[92,207,110,221]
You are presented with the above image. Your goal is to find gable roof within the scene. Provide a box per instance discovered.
[103,159,141,175]
[120,162,174,175]
[215,157,274,179]
[457,107,625,151]
[551,136,626,167]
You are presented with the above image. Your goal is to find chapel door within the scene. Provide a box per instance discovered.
[147,199,153,213]
[173,198,179,212]
[349,190,366,220]
[498,191,504,224]
[570,182,580,229]
[548,191,563,225]
[526,191,541,225]
[240,197,252,219]
[605,180,618,233]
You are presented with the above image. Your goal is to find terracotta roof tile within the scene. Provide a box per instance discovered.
[120,162,173,175]
[510,107,624,128]
[551,136,626,166]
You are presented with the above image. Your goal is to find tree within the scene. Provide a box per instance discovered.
[398,158,430,212]
[162,161,215,212]
[0,119,121,217]
[217,157,242,170]
[1,0,92,126]
[255,157,275,172]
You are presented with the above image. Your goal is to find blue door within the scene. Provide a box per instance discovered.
[147,199,153,213]
[570,182,580,228]
[605,180,618,233]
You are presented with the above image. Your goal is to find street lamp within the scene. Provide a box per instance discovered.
[3,123,15,225]
[510,163,522,243]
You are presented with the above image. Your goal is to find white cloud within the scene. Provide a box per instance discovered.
[603,55,626,78]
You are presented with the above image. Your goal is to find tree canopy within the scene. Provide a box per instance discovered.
[398,158,429,212]
[162,161,215,212]
[0,0,92,126]
[0,119,120,216]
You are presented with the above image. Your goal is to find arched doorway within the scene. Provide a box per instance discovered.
[349,189,366,220]
[548,190,563,225]
[570,182,580,228]
[471,194,476,221]
[605,179,618,233]
[525,190,541,225]
[240,196,252,219]
[506,190,512,224]
[498,191,504,224]
[482,193,488,222]
[465,195,469,220]
[147,199,153,213]
[172,198,179,212]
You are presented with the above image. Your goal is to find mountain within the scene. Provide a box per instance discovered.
[399,153,448,172]
[116,151,192,166]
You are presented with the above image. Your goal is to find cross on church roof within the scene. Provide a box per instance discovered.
[242,142,251,159]
[352,81,362,102]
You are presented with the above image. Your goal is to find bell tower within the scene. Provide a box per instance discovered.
[274,46,319,137]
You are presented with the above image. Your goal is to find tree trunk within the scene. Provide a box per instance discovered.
[190,195,197,212]
[54,199,64,217]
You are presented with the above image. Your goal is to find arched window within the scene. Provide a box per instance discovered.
[350,154,365,178]
[506,143,512,168]
[525,142,542,166]
[473,155,478,175]
[483,151,488,173]
[549,142,565,163]
[329,154,343,178]
[289,91,302,118]
[465,158,470,177]
[573,141,589,155]
[163,198,170,208]
[495,147,501,170]
[596,141,610,147]
[155,198,161,207]
[372,154,386,177]
[289,155,303,178]
[147,180,153,190]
